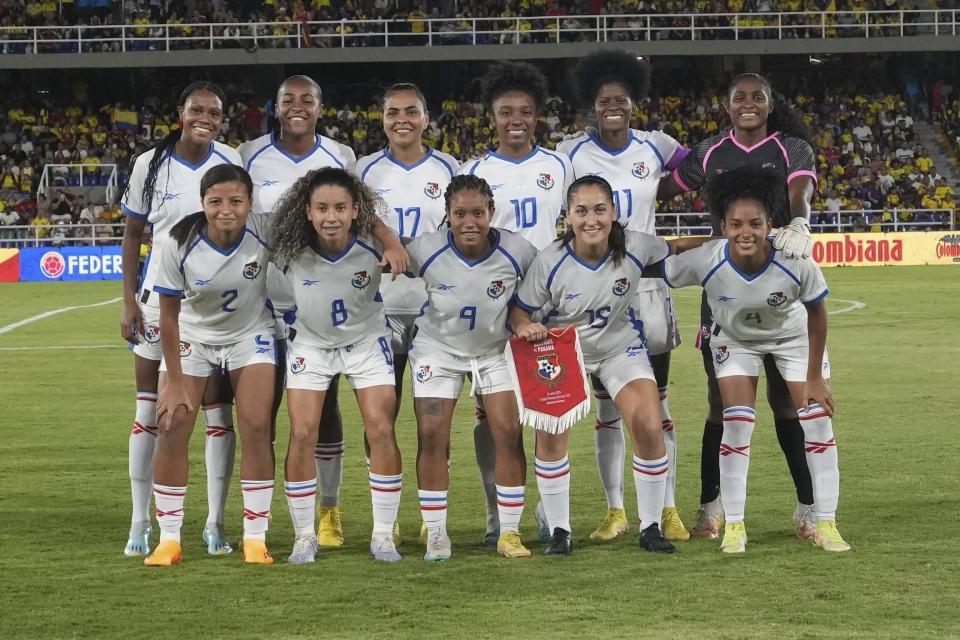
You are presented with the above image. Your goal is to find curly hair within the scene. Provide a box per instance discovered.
[480,61,549,112]
[705,164,786,223]
[561,175,627,267]
[726,73,815,148]
[570,49,651,110]
[269,167,385,265]
[169,165,254,249]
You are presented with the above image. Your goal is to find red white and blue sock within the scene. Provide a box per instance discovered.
[129,391,157,524]
[632,455,668,531]
[314,440,344,508]
[369,473,402,538]
[285,478,317,537]
[535,456,571,533]
[496,485,525,534]
[660,386,678,510]
[203,403,235,527]
[594,390,625,510]
[241,479,274,541]
[419,489,448,534]
[720,406,755,523]
[799,404,840,521]
[154,484,186,543]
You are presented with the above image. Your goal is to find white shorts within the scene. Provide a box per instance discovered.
[585,337,656,401]
[286,333,395,391]
[408,336,514,399]
[632,286,680,355]
[386,313,418,355]
[160,331,278,378]
[132,300,163,361]
[710,329,832,382]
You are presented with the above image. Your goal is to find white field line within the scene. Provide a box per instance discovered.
[0,344,125,351]
[0,297,122,336]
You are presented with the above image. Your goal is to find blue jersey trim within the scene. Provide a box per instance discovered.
[564,243,610,271]
[312,234,357,262]
[587,131,634,157]
[567,136,592,161]
[512,293,540,313]
[466,159,481,176]
[244,141,273,171]
[487,146,540,165]
[211,149,234,165]
[624,250,645,272]
[701,256,726,287]
[803,288,829,305]
[660,261,675,287]
[360,150,389,181]
[355,237,383,261]
[153,285,182,296]
[385,146,433,172]
[642,138,666,171]
[545,251,571,290]
[724,242,776,282]
[495,244,522,276]
[199,229,246,257]
[446,228,500,267]
[246,225,269,249]
[538,147,568,187]
[179,236,203,272]
[271,132,323,164]
[429,150,456,178]
[316,140,346,168]
[772,260,802,286]
[170,143,214,171]
[122,203,147,220]
[418,242,450,277]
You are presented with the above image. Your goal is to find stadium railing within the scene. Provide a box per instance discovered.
[1,10,956,53]
[0,223,125,247]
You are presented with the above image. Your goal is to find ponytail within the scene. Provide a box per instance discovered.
[168,210,206,248]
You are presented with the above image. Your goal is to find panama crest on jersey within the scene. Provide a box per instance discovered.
[487,280,505,299]
[144,324,161,344]
[179,341,192,357]
[536,173,554,190]
[612,277,630,296]
[290,356,306,374]
[767,291,787,307]
[714,345,729,364]
[536,354,563,381]
[415,365,432,382]
[351,270,371,289]
[631,161,650,179]
[243,260,262,279]
[424,182,442,199]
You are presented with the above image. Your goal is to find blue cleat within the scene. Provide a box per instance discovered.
[202,523,234,555]
[534,501,550,543]
[124,521,151,557]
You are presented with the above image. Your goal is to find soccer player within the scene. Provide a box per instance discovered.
[658,165,849,554]
[120,81,242,557]
[269,167,404,564]
[459,61,573,543]
[510,175,708,555]
[238,75,357,549]
[557,49,690,542]
[405,175,536,561]
[145,164,277,566]
[658,72,820,540]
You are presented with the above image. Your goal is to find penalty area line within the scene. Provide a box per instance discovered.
[0,297,122,336]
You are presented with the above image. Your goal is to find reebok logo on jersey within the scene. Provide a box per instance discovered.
[351,271,371,289]
[179,341,192,357]
[194,278,212,286]
[243,261,262,279]
[415,365,432,382]
[162,192,181,202]
[424,182,442,199]
[261,180,280,187]
[631,161,650,179]
[563,292,581,300]
[302,279,319,287]
[626,346,645,359]
[254,335,272,355]
[437,283,456,291]
[290,356,306,374]
[612,278,630,296]
[717,295,736,302]
[536,173,555,190]
[714,346,729,364]
[487,280,505,299]
[767,291,787,307]
[489,184,504,191]
[144,324,160,344]
[376,188,393,195]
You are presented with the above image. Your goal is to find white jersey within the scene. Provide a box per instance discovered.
[153,213,273,345]
[279,235,386,349]
[356,146,459,315]
[515,231,670,362]
[459,146,573,250]
[122,141,241,306]
[407,228,536,358]
[662,239,828,341]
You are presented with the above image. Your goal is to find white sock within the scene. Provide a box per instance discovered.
[496,484,524,534]
[285,478,317,537]
[129,391,157,524]
[632,455,668,531]
[154,484,186,543]
[241,479,274,541]
[720,406,755,524]
[203,403,235,527]
[314,440,344,508]
[799,404,841,521]
[474,405,499,533]
[369,472,402,538]
[419,489,448,533]
[594,392,625,510]
[660,387,678,509]
[535,456,571,533]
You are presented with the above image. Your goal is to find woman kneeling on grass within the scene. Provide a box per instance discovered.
[509,175,708,556]
[657,164,849,554]
[148,164,277,566]
[269,167,405,564]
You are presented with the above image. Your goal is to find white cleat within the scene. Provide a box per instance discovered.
[370,534,402,562]
[424,530,452,562]
[287,535,319,564]
[124,521,151,557]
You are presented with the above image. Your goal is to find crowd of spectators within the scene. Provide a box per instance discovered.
[0,79,956,246]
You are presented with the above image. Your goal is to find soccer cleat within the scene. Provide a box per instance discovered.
[639,523,676,554]
[814,521,851,552]
[544,528,573,556]
[720,522,747,554]
[483,528,500,547]
[794,503,816,541]
[419,522,428,545]
[534,501,550,542]
[202,523,233,555]
[287,535,319,565]
[589,507,628,541]
[124,521,151,557]
[370,534,402,562]
[242,538,274,564]
[496,531,532,558]
[424,530,452,562]
[317,506,344,548]
[392,521,402,546]
[691,499,725,540]
[661,507,690,541]
[144,540,182,567]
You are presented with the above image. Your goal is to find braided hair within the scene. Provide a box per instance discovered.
[561,175,627,266]
[480,61,550,113]
[570,49,651,110]
[440,174,495,230]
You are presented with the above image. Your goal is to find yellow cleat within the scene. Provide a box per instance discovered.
[393,521,402,547]
[661,507,691,541]
[496,531,532,558]
[720,522,747,554]
[814,521,851,552]
[317,506,344,548]
[242,539,274,564]
[419,522,428,545]
[144,540,182,567]
[589,508,628,541]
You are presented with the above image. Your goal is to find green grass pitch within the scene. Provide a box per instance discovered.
[0,266,958,639]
